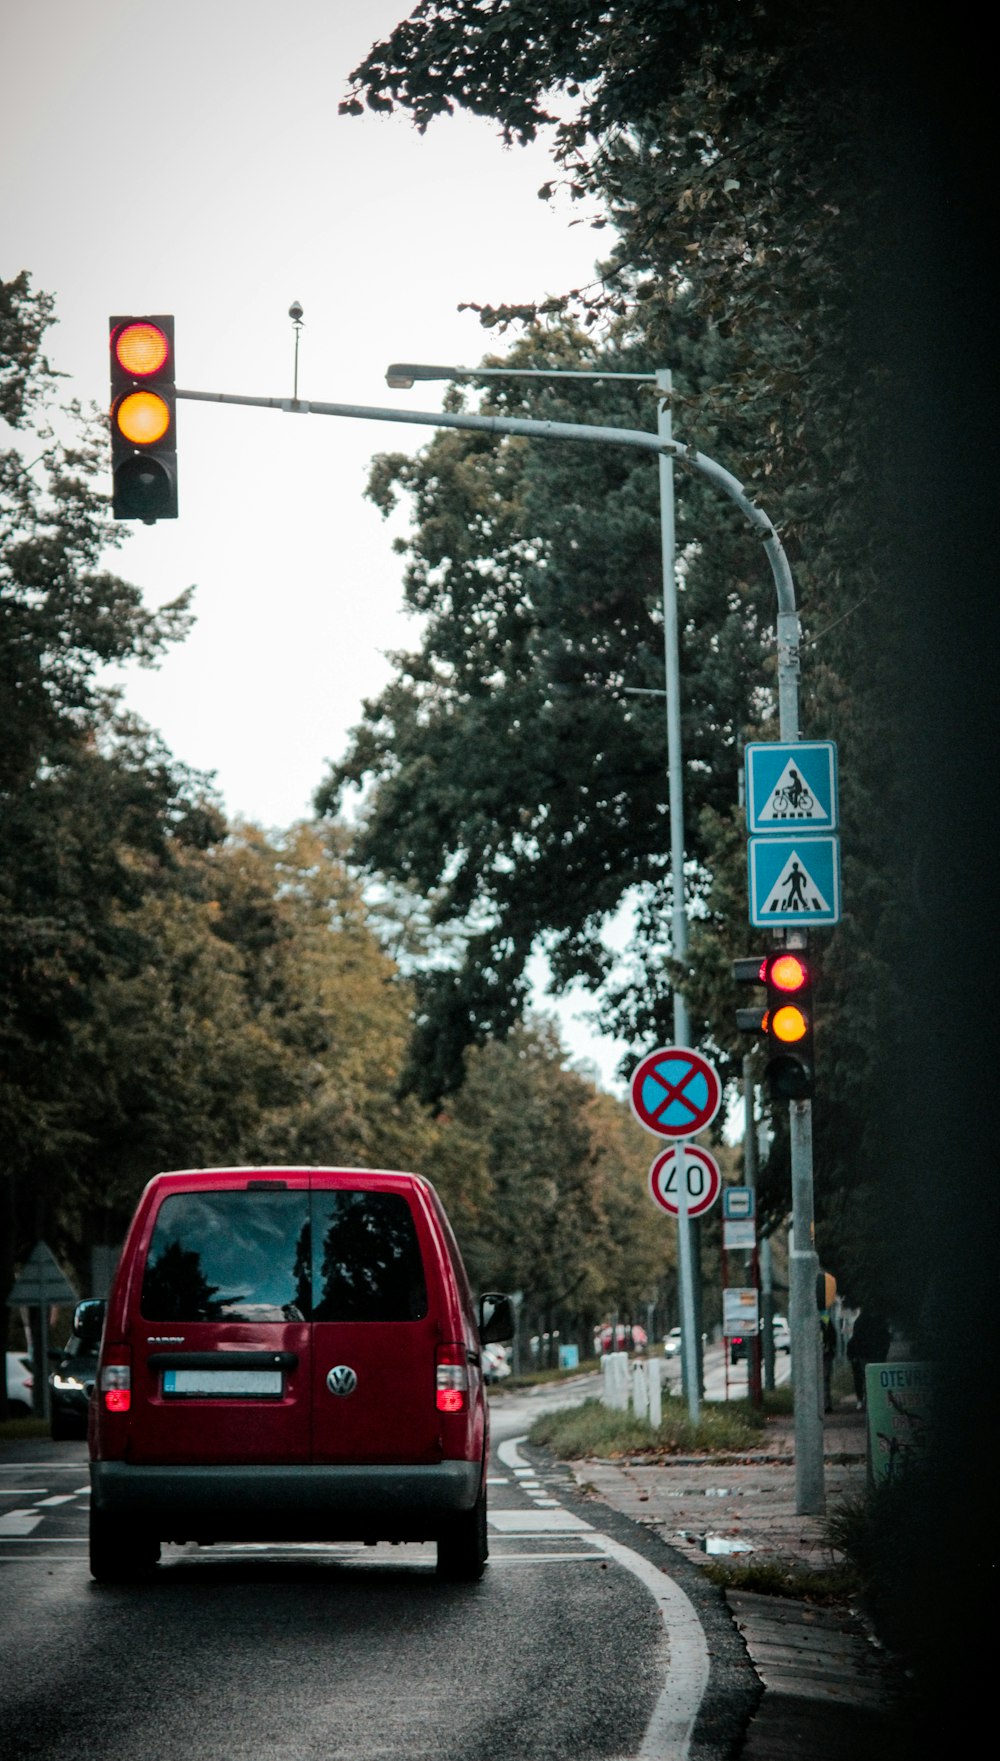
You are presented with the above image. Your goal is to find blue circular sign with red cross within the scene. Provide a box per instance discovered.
[629,1046,722,1139]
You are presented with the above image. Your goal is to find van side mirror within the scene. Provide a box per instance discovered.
[73,1298,106,1342]
[479,1293,515,1344]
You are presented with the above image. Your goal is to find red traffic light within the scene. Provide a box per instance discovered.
[113,320,170,379]
[763,947,815,1100]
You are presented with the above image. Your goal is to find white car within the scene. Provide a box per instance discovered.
[5,1352,33,1416]
[663,1328,682,1358]
[482,1343,511,1383]
[772,1315,791,1354]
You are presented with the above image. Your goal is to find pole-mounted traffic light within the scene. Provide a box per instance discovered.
[109,316,177,521]
[764,948,814,1100]
[733,947,815,1100]
[816,1270,837,1310]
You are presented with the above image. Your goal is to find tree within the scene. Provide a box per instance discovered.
[1,275,204,1367]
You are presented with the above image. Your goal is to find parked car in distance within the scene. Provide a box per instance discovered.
[482,1343,511,1384]
[49,1299,104,1440]
[663,1328,682,1358]
[5,1352,33,1416]
[732,1315,792,1363]
[88,1166,515,1585]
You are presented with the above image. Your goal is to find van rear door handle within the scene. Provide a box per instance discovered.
[147,1351,299,1371]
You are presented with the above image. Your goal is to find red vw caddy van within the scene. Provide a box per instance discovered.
[88,1167,513,1583]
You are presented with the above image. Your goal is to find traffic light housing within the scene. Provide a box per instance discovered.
[764,948,814,1100]
[733,955,767,1034]
[109,316,177,521]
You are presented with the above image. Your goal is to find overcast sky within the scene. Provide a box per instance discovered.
[1,0,641,1088]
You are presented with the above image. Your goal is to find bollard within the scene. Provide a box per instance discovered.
[632,1360,648,1420]
[609,1350,630,1411]
[647,1357,663,1429]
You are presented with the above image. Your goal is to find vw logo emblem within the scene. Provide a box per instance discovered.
[326,1364,358,1397]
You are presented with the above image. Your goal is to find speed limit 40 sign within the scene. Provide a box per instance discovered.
[647,1144,722,1218]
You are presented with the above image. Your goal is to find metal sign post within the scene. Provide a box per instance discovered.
[630,1047,722,1427]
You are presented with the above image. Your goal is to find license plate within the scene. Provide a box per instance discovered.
[162,1369,283,1398]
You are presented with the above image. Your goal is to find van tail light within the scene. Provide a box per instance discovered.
[435,1345,469,1413]
[100,1352,131,1414]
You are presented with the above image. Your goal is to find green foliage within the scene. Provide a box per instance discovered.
[528,1393,766,1458]
[335,3,933,1324]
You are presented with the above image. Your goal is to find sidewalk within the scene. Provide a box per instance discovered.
[565,1402,902,1760]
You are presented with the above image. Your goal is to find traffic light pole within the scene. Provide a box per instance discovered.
[175,380,822,1505]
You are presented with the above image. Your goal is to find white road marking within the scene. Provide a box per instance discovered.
[36,1494,75,1507]
[489,1508,594,1533]
[497,1435,710,1761]
[0,1511,43,1536]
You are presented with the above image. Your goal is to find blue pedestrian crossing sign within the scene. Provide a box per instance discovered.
[745,741,838,835]
[748,835,842,926]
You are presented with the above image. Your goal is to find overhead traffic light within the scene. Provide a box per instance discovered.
[733,947,815,1100]
[764,948,814,1100]
[109,316,177,521]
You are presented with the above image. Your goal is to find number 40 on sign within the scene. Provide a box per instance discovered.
[648,1144,722,1218]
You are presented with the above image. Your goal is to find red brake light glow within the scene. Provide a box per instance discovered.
[100,1359,131,1414]
[436,1344,469,1413]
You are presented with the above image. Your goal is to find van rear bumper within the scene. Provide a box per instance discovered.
[91,1459,481,1542]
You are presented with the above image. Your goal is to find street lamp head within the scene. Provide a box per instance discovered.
[385,362,467,390]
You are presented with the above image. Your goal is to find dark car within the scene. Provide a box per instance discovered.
[88,1166,514,1584]
[49,1300,104,1440]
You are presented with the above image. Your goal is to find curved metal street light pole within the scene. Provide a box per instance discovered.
[176,377,822,1506]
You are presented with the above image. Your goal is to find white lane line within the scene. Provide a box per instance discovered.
[0,1490,50,1497]
[0,1511,43,1536]
[73,1485,91,1495]
[490,1508,594,1533]
[498,1435,709,1761]
[36,1494,75,1507]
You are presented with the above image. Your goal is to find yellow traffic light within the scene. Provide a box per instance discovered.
[771,1002,808,1043]
[114,390,171,446]
[109,315,177,521]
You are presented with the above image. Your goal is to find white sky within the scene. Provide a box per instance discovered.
[1,0,641,1089]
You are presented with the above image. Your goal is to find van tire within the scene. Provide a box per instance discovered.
[436,1481,488,1581]
[89,1507,160,1583]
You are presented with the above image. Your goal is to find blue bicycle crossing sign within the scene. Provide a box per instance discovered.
[748,834,842,926]
[745,741,838,835]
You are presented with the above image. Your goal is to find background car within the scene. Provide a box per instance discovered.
[663,1327,682,1358]
[5,1352,33,1416]
[49,1299,103,1440]
[772,1314,792,1354]
[482,1343,511,1383]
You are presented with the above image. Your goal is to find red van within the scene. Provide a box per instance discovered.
[88,1167,513,1584]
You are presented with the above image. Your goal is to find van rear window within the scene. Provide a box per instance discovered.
[312,1190,427,1322]
[140,1189,427,1323]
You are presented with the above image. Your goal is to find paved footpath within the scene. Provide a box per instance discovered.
[563,1403,905,1760]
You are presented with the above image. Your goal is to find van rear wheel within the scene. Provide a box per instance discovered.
[89,1506,160,1583]
[436,1482,488,1582]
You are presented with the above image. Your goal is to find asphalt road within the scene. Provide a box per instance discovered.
[0,1379,756,1761]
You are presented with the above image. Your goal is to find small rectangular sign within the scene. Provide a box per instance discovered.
[723,1287,759,1337]
[724,1218,757,1251]
[723,1187,754,1219]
